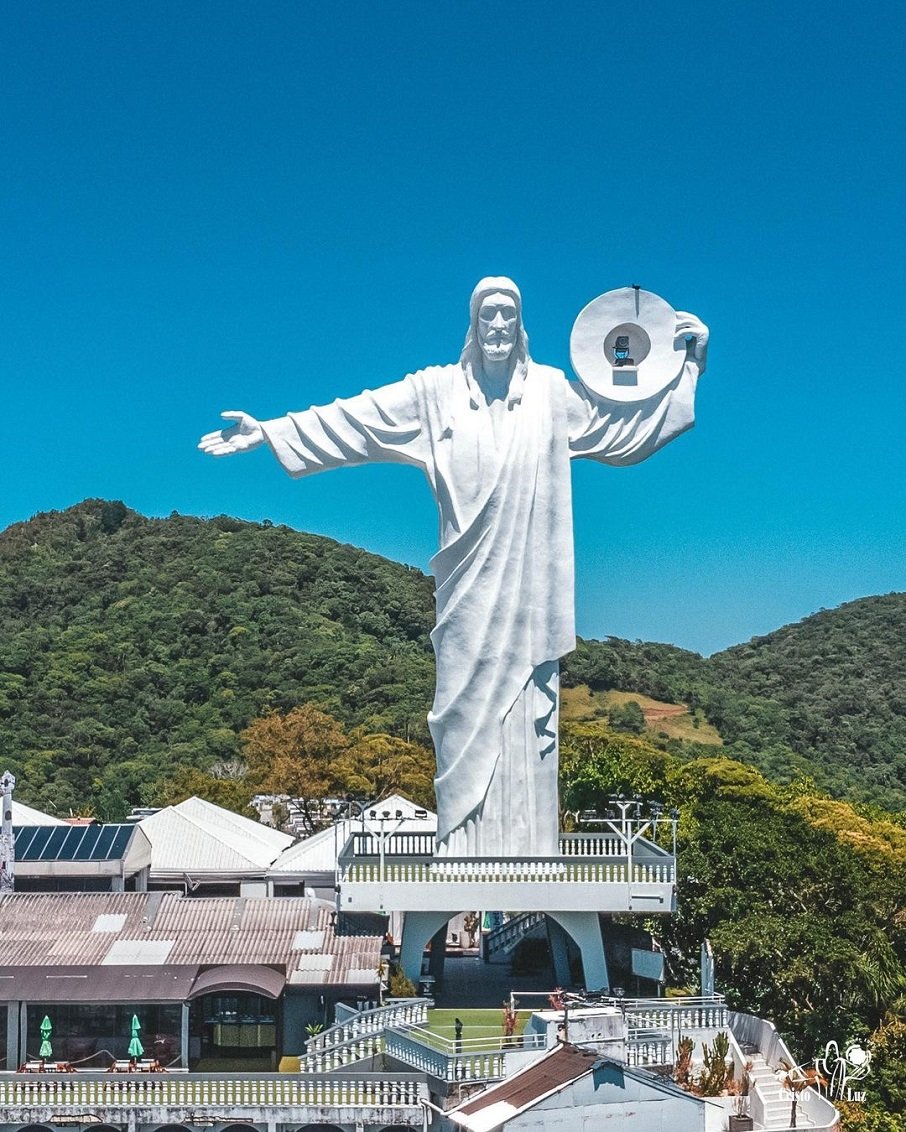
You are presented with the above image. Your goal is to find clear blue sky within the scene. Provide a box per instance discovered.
[4,1,905,655]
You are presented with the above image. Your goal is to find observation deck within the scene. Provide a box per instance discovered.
[337,831,675,914]
[335,804,678,989]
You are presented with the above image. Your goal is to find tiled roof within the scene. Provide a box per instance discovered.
[0,892,380,988]
[140,796,293,876]
[450,1045,601,1130]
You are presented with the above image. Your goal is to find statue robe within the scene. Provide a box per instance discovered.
[260,360,698,856]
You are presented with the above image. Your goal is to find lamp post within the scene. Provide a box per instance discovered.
[0,772,15,894]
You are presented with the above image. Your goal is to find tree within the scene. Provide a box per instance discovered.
[332,732,435,809]
[608,699,646,734]
[242,703,351,809]
[153,767,256,818]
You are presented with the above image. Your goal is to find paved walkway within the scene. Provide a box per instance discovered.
[432,952,555,1008]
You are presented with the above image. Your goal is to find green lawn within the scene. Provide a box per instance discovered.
[424,1008,529,1042]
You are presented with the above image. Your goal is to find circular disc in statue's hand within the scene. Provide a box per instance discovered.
[570,287,685,402]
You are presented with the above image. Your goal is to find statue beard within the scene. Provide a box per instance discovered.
[480,340,516,364]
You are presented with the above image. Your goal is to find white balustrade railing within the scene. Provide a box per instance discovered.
[0,1074,425,1112]
[626,1036,672,1066]
[486,910,546,957]
[351,831,437,857]
[623,1001,729,1035]
[559,835,627,857]
[307,998,428,1053]
[339,858,676,885]
[384,1030,508,1083]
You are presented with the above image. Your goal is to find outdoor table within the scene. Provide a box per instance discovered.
[18,1061,76,1073]
[107,1059,163,1073]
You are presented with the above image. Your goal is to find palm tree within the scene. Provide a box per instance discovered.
[779,1061,826,1128]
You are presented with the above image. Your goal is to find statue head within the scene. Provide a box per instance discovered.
[460,277,530,404]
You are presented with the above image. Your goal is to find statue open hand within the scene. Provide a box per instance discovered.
[198,411,265,457]
[674,311,709,375]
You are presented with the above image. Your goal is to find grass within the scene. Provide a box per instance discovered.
[561,683,723,745]
[424,1008,529,1041]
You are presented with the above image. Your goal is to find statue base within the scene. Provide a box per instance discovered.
[336,827,676,992]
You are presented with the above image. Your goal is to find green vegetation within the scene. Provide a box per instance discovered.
[563,596,906,812]
[0,501,435,816]
[4,500,906,818]
[560,722,906,1128]
[3,500,906,1124]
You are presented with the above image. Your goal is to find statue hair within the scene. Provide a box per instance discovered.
[459,278,531,398]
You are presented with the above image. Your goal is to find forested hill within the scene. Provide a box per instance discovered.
[2,500,905,816]
[566,594,906,811]
[0,500,436,814]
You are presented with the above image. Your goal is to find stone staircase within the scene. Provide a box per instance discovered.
[748,1053,816,1129]
[485,910,546,958]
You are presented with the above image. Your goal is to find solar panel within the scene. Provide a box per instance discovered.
[57,827,81,861]
[93,825,117,859]
[109,826,133,859]
[9,824,135,862]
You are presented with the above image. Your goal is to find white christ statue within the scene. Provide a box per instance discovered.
[199,277,708,858]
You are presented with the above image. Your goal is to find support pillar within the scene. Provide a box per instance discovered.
[427,924,447,987]
[5,1000,19,1069]
[180,1001,190,1069]
[546,915,573,988]
[548,911,609,992]
[399,910,451,986]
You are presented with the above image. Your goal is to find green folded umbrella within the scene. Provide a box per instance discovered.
[39,1015,52,1059]
[128,1014,144,1059]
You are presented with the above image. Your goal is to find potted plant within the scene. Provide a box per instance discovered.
[727,1060,754,1131]
[728,1094,753,1132]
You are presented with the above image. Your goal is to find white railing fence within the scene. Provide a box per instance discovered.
[0,1073,426,1112]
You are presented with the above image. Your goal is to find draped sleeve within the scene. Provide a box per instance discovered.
[566,361,699,466]
[259,375,429,478]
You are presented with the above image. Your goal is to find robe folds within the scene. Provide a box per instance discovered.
[260,360,698,856]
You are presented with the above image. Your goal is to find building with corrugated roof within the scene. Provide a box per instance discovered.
[139,797,294,896]
[0,890,381,1071]
[445,1043,711,1131]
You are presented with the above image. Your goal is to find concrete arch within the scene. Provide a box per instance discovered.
[21,1125,55,1132]
[398,910,460,986]
[220,1125,261,1132]
[88,1125,124,1132]
[545,911,609,991]
[296,1125,345,1132]
[154,1125,192,1132]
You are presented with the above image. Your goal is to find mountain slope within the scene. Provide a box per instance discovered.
[0,500,436,813]
[2,501,904,815]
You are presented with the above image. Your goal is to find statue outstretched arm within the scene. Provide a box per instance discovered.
[567,311,708,466]
[198,411,265,456]
[198,376,428,479]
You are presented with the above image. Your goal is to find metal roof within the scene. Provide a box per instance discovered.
[10,801,66,827]
[140,796,293,877]
[14,824,135,862]
[0,892,380,990]
[0,965,199,1003]
[187,964,285,1000]
[450,1046,602,1130]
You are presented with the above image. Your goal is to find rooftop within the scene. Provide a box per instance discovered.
[0,891,381,991]
[139,796,294,877]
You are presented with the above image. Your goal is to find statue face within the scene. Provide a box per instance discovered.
[477,292,519,363]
